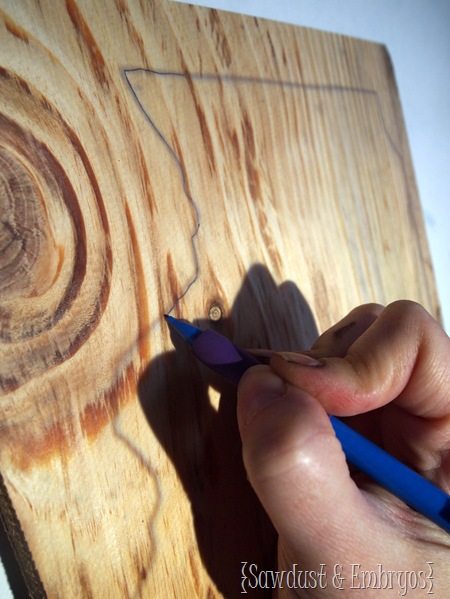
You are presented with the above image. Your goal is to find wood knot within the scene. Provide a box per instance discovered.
[0,72,111,393]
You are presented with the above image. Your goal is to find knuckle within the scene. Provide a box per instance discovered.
[384,300,437,336]
[386,299,426,319]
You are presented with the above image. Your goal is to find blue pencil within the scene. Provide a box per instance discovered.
[165,315,450,534]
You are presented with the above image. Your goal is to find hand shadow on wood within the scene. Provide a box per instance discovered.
[138,264,318,597]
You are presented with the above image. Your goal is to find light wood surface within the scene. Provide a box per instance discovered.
[0,0,439,597]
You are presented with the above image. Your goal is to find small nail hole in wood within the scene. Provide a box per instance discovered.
[208,304,223,322]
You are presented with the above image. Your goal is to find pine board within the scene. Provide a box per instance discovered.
[0,0,439,597]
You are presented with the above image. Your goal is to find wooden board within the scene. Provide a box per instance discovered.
[0,0,439,597]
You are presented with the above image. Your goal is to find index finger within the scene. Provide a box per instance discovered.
[271,300,450,419]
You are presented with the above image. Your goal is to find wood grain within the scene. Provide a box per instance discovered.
[0,0,439,597]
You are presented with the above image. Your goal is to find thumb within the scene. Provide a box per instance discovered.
[237,365,379,566]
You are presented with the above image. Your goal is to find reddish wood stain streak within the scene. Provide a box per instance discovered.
[294,44,305,80]
[241,111,255,159]
[78,564,94,599]
[166,253,182,307]
[188,549,201,595]
[182,66,217,175]
[114,0,127,17]
[228,128,240,162]
[4,15,29,43]
[114,0,147,64]
[111,91,157,218]
[241,112,261,202]
[208,9,232,67]
[266,31,276,62]
[124,202,150,363]
[80,363,136,442]
[244,157,261,202]
[0,65,27,92]
[267,245,283,274]
[5,362,136,470]
[135,143,157,218]
[114,92,132,130]
[66,0,110,88]
[51,245,65,285]
[9,419,73,471]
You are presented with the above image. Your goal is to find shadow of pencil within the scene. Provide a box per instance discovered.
[138,264,318,597]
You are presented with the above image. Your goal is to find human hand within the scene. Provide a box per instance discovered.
[237,301,450,597]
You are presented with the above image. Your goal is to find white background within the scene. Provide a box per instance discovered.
[1,1,449,596]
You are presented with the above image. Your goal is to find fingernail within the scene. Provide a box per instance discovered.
[275,352,323,367]
[240,370,287,425]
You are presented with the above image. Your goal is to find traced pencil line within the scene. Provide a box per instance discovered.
[122,66,407,313]
[122,66,376,96]
[123,66,405,164]
[122,68,201,315]
[112,414,161,597]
